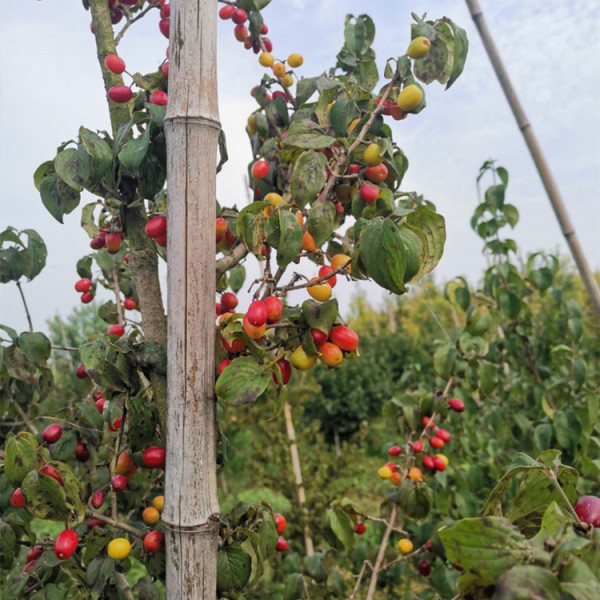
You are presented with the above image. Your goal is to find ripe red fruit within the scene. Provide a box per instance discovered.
[10,488,25,508]
[54,530,78,560]
[274,513,287,534]
[364,164,388,184]
[412,440,423,453]
[150,90,168,105]
[264,296,283,323]
[348,164,361,175]
[435,428,451,443]
[107,324,125,338]
[418,560,432,576]
[108,85,133,103]
[124,297,137,310]
[159,18,170,38]
[155,233,167,247]
[90,236,105,250]
[162,61,169,77]
[81,292,94,304]
[575,495,600,527]
[448,398,465,412]
[318,265,337,288]
[429,436,444,450]
[86,518,106,529]
[112,475,127,492]
[329,325,359,352]
[262,37,273,52]
[219,5,235,19]
[42,423,63,444]
[359,183,380,203]
[142,446,166,468]
[111,8,124,25]
[354,522,366,535]
[388,445,402,457]
[234,25,248,42]
[26,546,44,563]
[421,416,435,428]
[94,395,105,414]
[310,329,328,348]
[160,3,170,18]
[110,415,123,432]
[91,490,105,509]
[272,90,288,102]
[221,336,245,354]
[221,292,238,312]
[423,455,435,470]
[218,359,231,375]
[75,278,92,293]
[75,443,90,462]
[251,160,270,180]
[261,23,268,34]
[75,364,88,379]
[105,232,121,254]
[231,8,247,24]
[41,465,63,486]
[144,531,165,553]
[433,456,446,472]
[104,54,125,75]
[247,300,268,327]
[145,215,167,238]
[120,0,140,5]
[275,536,288,552]
[274,359,291,385]
[386,462,398,473]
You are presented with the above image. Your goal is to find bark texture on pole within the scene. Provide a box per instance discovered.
[163,1,221,598]
[465,0,600,318]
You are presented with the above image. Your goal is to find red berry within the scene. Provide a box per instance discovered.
[262,37,273,52]
[75,443,90,462]
[91,490,105,509]
[231,8,247,24]
[124,297,137,310]
[275,536,288,552]
[112,475,127,492]
[107,324,125,338]
[142,446,166,468]
[412,440,423,453]
[575,495,600,527]
[54,530,78,560]
[26,546,44,562]
[364,164,388,184]
[87,518,106,529]
[75,278,92,293]
[329,325,359,352]
[264,296,283,323]
[104,54,125,75]
[421,416,435,428]
[105,232,121,254]
[108,85,133,103]
[111,7,124,25]
[318,265,337,288]
[354,522,366,535]
[150,90,168,106]
[348,164,361,175]
[221,336,245,354]
[418,559,431,576]
[274,513,287,534]
[94,395,105,414]
[144,531,165,552]
[246,300,267,327]
[81,292,94,304]
[251,160,270,180]
[274,359,291,385]
[219,5,235,19]
[90,236,105,250]
[160,3,170,18]
[42,424,63,444]
[388,445,402,457]
[423,455,435,470]
[429,436,444,450]
[40,465,63,486]
[145,216,167,238]
[221,292,238,312]
[435,428,451,443]
[76,363,88,379]
[261,23,268,34]
[310,329,328,348]
[359,183,380,203]
[386,461,398,472]
[432,456,446,472]
[448,398,465,412]
[162,61,169,77]
[155,233,167,247]
[120,0,140,5]
[10,488,25,508]
[272,90,289,102]
[110,415,122,432]
[218,359,231,375]
[159,18,170,38]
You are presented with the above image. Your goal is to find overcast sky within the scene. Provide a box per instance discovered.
[1,0,599,334]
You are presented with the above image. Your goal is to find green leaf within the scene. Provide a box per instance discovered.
[54,147,91,192]
[228,264,246,294]
[494,566,561,600]
[81,202,99,239]
[283,573,305,600]
[359,217,406,294]
[20,229,47,280]
[215,356,271,406]
[307,201,336,246]
[290,151,328,209]
[5,432,39,486]
[503,204,519,228]
[553,410,582,449]
[40,172,80,224]
[33,161,54,191]
[18,332,51,366]
[217,128,228,174]
[357,60,379,91]
[498,291,521,319]
[276,210,303,268]
[446,21,469,90]
[118,127,151,170]
[79,127,112,183]
[0,520,16,570]
[398,484,433,520]
[433,344,457,379]
[217,546,252,593]
[77,256,93,279]
[301,299,338,333]
[296,77,318,105]
[414,35,449,85]
[80,338,129,392]
[533,424,552,452]
[327,507,354,550]
[21,469,70,521]
[438,517,531,586]
[97,301,119,325]
[405,206,446,282]
[282,120,336,149]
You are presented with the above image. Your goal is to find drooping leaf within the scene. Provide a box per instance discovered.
[301,299,338,333]
[215,357,271,406]
[276,210,303,268]
[216,545,252,593]
[18,332,51,366]
[290,151,328,209]
[5,432,39,486]
[307,201,336,246]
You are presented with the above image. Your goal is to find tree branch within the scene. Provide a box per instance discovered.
[86,510,145,538]
[16,281,33,332]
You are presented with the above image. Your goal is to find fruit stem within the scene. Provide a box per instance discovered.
[546,469,583,525]
[16,281,34,333]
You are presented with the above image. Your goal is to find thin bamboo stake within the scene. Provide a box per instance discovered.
[163,1,221,598]
[465,0,600,318]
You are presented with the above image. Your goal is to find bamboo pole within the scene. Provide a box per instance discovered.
[163,1,221,598]
[465,0,600,318]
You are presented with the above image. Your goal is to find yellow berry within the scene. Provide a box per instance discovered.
[152,495,164,512]
[281,74,294,88]
[348,117,360,134]
[265,192,283,207]
[331,254,352,274]
[307,279,332,302]
[408,467,423,482]
[272,62,286,78]
[397,538,413,553]
[378,465,393,480]
[142,506,160,524]
[259,52,274,67]
[107,538,131,560]
[363,143,382,166]
[397,84,423,112]
[407,36,432,59]
[435,453,449,467]
[287,53,304,68]
[291,346,317,371]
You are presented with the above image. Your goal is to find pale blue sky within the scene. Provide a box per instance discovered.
[1,1,599,333]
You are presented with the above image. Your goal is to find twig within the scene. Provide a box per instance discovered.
[114,3,158,46]
[11,401,38,435]
[112,269,124,325]
[115,572,135,600]
[216,243,249,279]
[51,345,80,352]
[365,503,398,600]
[86,510,145,538]
[346,561,373,600]
[546,469,582,524]
[16,281,34,332]
[277,258,352,293]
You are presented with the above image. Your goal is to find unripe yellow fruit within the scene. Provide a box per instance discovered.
[348,118,360,134]
[378,465,393,480]
[152,495,164,512]
[142,506,160,524]
[363,143,383,166]
[265,192,283,207]
[272,63,286,78]
[435,453,449,467]
[281,74,294,88]
[287,53,304,68]
[408,467,423,481]
[397,84,423,112]
[107,538,131,560]
[291,346,317,371]
[247,114,257,134]
[259,52,274,67]
[331,254,352,274]
[307,279,332,302]
[397,538,413,553]
[407,36,431,59]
